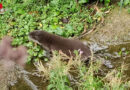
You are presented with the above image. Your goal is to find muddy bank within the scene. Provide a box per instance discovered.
[83,6,130,45]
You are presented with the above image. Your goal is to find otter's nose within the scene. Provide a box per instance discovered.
[29,32,34,36]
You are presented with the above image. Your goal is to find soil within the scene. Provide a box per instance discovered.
[84,6,130,45]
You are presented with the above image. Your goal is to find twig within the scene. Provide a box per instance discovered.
[96,0,99,6]
[76,24,96,39]
[81,22,87,35]
[94,5,104,24]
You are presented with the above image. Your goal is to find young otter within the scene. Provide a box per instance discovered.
[29,30,91,61]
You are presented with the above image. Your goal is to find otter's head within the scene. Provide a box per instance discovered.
[29,30,50,45]
[29,30,44,43]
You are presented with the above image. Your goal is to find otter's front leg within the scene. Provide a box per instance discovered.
[44,50,52,58]
[42,45,52,58]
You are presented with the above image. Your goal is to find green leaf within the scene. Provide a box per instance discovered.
[124,0,130,6]
[47,84,55,90]
[16,9,26,15]
[79,0,89,4]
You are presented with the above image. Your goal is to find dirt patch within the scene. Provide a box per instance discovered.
[85,6,130,45]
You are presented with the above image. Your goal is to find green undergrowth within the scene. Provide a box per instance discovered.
[118,0,130,6]
[0,0,112,62]
[35,51,130,90]
[118,0,130,13]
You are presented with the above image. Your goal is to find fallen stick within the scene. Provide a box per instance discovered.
[76,24,96,39]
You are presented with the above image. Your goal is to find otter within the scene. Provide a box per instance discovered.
[29,30,91,62]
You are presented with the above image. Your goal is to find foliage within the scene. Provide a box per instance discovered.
[35,51,74,90]
[118,0,130,7]
[100,0,111,6]
[118,0,130,13]
[35,51,130,90]
[128,8,130,13]
[0,0,111,62]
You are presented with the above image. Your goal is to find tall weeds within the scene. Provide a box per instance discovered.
[34,51,130,90]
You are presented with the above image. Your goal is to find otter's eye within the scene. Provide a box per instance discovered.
[34,35,39,39]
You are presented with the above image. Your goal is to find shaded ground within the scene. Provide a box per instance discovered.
[84,6,130,45]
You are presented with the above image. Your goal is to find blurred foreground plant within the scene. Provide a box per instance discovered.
[34,51,130,90]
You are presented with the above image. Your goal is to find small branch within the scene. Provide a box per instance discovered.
[77,24,96,39]
[94,5,104,24]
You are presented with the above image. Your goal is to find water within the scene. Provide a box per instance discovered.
[10,63,47,90]
[105,43,130,80]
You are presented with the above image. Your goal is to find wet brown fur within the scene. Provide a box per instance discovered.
[29,30,91,61]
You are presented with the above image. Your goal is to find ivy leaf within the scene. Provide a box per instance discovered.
[79,0,89,4]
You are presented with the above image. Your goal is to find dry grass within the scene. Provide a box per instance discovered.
[34,51,130,89]
[103,64,130,89]
[34,51,84,81]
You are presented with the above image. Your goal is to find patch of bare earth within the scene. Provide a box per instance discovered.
[87,7,130,45]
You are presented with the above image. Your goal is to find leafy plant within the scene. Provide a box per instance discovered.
[0,0,111,62]
[124,0,130,6]
[118,0,130,7]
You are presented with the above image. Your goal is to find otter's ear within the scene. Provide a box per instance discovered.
[15,46,28,67]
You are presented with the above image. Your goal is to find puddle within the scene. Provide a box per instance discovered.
[103,43,130,80]
[9,63,47,90]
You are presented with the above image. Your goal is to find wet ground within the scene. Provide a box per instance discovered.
[105,43,130,80]
[10,63,47,90]
[97,43,130,80]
